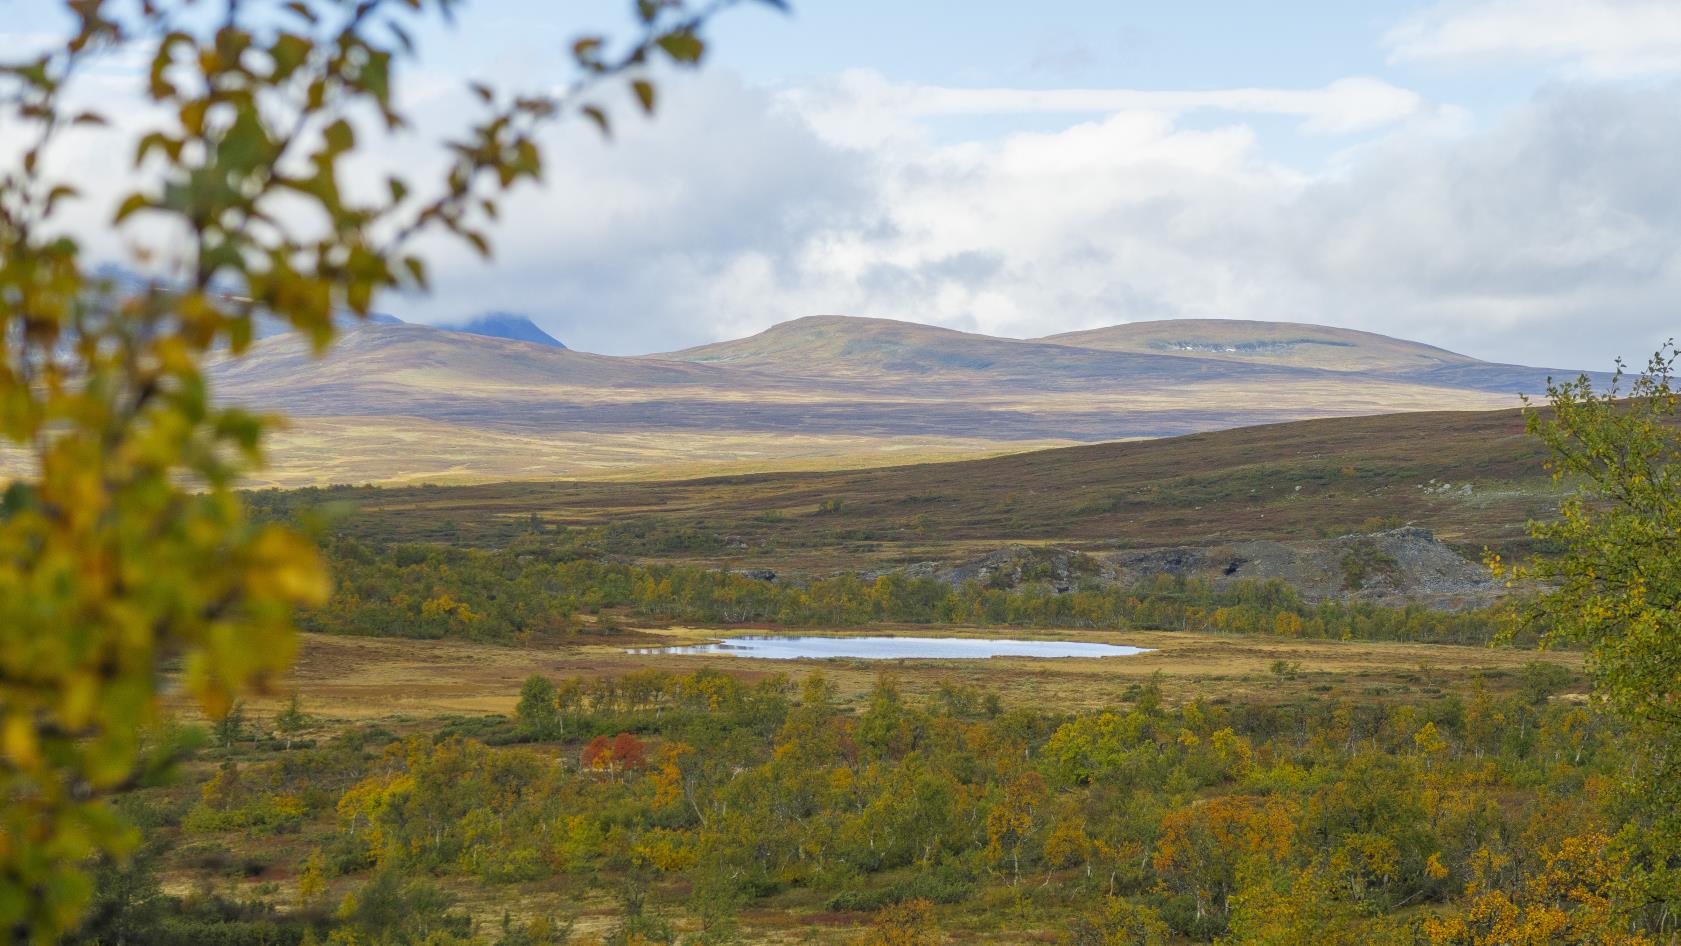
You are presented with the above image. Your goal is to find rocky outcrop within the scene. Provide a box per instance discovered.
[907,528,1499,610]
[1108,527,1499,609]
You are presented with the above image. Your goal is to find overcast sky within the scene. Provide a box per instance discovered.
[6,0,1681,368]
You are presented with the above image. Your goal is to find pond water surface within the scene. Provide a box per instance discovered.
[627,635,1152,661]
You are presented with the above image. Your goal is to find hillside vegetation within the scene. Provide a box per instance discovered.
[250,406,1562,568]
[236,406,1569,656]
[300,540,1503,646]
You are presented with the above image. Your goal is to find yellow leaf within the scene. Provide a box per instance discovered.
[3,714,39,768]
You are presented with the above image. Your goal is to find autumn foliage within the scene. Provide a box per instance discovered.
[582,733,647,773]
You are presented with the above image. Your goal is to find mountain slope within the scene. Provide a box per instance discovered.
[212,323,743,405]
[1040,318,1474,373]
[1043,318,1590,393]
[665,315,1317,389]
[199,314,1605,486]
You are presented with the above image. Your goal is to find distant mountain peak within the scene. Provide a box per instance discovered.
[665,314,997,369]
[437,312,566,348]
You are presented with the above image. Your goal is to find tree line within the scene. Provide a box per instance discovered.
[302,538,1508,647]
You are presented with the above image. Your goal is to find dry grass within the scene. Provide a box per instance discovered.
[208,627,1580,724]
[231,377,1516,488]
[243,416,1075,488]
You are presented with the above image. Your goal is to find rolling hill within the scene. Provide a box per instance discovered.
[1041,318,1584,394]
[667,315,1402,388]
[206,314,1605,486]
[1039,318,1474,373]
[665,315,1305,386]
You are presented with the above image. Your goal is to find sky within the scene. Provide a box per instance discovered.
[5,0,1681,368]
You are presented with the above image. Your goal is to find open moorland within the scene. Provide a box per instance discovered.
[205,315,1606,486]
[250,405,1567,569]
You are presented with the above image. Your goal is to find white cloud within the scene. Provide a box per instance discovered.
[784,70,1425,146]
[16,34,1673,372]
[907,76,1421,135]
[413,71,1681,371]
[1386,0,1681,77]
[394,71,877,352]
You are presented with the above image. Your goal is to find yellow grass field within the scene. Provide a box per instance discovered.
[242,417,1078,487]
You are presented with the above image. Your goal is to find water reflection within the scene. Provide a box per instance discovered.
[627,635,1151,661]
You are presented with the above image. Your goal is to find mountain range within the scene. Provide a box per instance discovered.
[208,313,1604,486]
[250,310,561,346]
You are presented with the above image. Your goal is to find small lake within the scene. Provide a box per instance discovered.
[627,635,1152,661]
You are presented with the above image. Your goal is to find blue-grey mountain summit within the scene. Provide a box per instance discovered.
[436,313,566,348]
